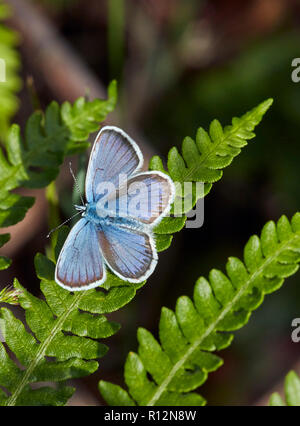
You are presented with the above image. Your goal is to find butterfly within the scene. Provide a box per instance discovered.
[55,126,175,291]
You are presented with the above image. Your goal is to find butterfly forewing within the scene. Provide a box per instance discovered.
[55,219,106,290]
[103,171,175,226]
[85,126,143,203]
[98,224,157,282]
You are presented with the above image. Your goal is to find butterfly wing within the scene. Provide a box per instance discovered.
[98,223,157,283]
[103,171,175,226]
[55,218,106,291]
[85,126,143,203]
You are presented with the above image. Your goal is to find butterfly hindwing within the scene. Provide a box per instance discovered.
[55,218,106,291]
[98,223,157,283]
[103,171,175,226]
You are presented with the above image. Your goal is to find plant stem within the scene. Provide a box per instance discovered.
[46,181,60,260]
[108,0,125,82]
[71,152,86,210]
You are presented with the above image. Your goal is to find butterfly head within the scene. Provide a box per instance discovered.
[74,204,87,216]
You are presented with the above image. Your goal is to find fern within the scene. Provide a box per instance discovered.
[269,370,300,406]
[0,99,272,406]
[0,81,117,235]
[152,98,273,250]
[0,227,143,406]
[0,1,21,139]
[0,286,21,305]
[99,213,300,406]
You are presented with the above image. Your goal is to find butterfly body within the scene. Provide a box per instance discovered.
[79,202,147,233]
[55,126,175,291]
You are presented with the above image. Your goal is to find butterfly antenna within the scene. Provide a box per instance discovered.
[46,211,81,238]
[69,161,85,206]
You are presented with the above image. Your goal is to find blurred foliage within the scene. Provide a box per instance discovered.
[108,0,125,81]
[0,1,21,140]
[0,234,11,270]
[270,370,300,406]
[34,0,79,9]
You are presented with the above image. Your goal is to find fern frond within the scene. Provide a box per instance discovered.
[0,285,21,305]
[0,99,272,406]
[0,226,139,406]
[151,98,273,240]
[0,1,21,139]
[269,371,300,406]
[99,213,300,406]
[0,81,116,229]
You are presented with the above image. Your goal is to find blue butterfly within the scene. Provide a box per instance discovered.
[55,126,175,291]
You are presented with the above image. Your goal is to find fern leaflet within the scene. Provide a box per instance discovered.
[269,371,300,406]
[152,98,273,249]
[0,233,10,270]
[0,1,21,139]
[99,213,300,406]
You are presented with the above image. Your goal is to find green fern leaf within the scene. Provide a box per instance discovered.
[0,81,116,231]
[151,98,273,241]
[99,213,300,406]
[0,225,142,406]
[0,234,11,270]
[99,381,136,406]
[0,1,21,139]
[0,285,21,305]
[270,371,300,406]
